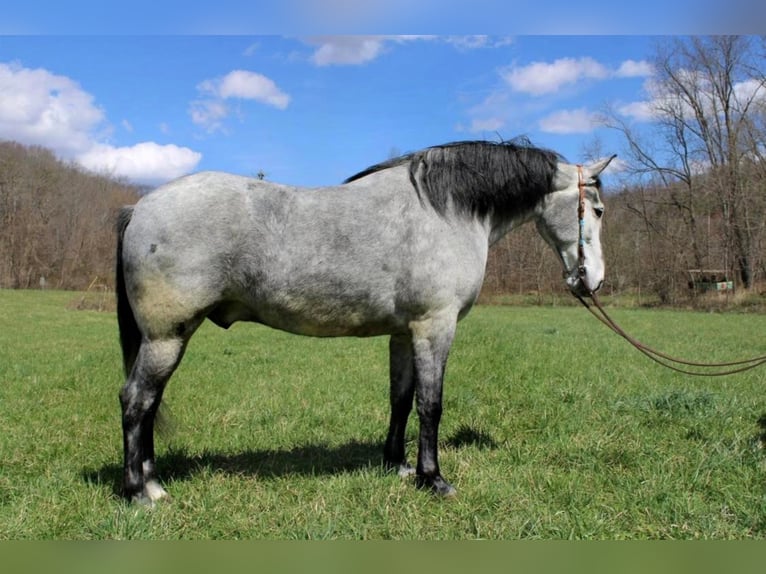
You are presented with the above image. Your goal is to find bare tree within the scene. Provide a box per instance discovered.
[602,36,766,289]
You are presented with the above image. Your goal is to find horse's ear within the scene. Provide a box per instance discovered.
[584,154,617,179]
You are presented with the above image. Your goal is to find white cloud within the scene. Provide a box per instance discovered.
[461,90,513,134]
[446,35,491,50]
[191,70,290,132]
[464,117,506,133]
[502,57,610,96]
[303,35,433,66]
[616,59,653,78]
[78,142,202,184]
[0,62,202,183]
[443,36,515,51]
[0,61,105,156]
[303,35,510,66]
[616,75,668,122]
[206,70,290,109]
[309,36,389,66]
[539,108,598,134]
[189,99,229,133]
[617,100,656,122]
[243,43,259,57]
[617,76,766,124]
[734,78,766,108]
[502,57,653,96]
[460,55,655,136]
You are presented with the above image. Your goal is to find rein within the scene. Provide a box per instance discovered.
[573,165,766,377]
[574,293,766,376]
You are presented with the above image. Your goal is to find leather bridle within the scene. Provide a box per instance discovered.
[576,164,587,281]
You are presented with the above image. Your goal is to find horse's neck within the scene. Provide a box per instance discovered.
[487,210,537,246]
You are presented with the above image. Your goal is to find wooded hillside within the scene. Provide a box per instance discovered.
[0,141,140,290]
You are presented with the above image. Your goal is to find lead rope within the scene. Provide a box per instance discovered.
[575,293,766,376]
[573,166,766,377]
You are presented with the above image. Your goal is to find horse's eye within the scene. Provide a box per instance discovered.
[593,206,604,219]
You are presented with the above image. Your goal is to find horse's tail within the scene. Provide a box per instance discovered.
[116,206,140,377]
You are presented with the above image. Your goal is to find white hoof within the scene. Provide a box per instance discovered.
[398,464,416,478]
[144,480,170,503]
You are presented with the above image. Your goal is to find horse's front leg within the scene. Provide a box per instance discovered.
[410,313,458,497]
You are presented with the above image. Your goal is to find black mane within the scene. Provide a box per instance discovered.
[344,139,565,218]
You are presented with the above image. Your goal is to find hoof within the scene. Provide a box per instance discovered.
[396,463,416,478]
[416,474,457,497]
[127,480,169,507]
[145,479,170,503]
[385,460,416,478]
[131,493,155,507]
[398,464,416,478]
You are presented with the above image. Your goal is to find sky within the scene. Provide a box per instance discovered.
[0,34,670,188]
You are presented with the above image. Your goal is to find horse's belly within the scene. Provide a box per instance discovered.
[258,308,403,338]
[216,292,404,338]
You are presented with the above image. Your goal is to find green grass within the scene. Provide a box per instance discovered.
[2,289,766,539]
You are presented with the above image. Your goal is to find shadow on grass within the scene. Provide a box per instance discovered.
[83,426,500,498]
[757,413,766,449]
[446,424,499,450]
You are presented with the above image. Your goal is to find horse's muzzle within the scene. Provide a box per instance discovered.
[566,270,603,297]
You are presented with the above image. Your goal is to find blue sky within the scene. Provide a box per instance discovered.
[0,35,668,187]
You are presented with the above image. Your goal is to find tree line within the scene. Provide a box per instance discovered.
[0,141,140,290]
[1,36,764,306]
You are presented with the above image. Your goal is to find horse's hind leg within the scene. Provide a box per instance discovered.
[120,337,185,505]
[384,334,416,477]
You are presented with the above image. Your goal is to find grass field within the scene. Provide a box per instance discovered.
[2,288,766,539]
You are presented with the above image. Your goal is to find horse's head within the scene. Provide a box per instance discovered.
[536,155,616,297]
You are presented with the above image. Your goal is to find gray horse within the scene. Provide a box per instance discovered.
[116,139,615,504]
